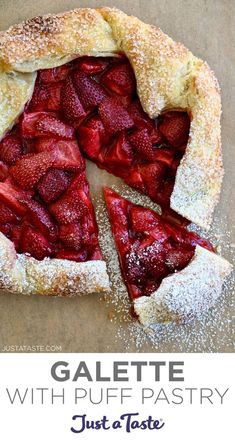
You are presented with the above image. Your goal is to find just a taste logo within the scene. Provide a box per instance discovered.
[71,412,165,434]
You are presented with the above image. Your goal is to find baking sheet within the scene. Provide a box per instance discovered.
[0,0,234,352]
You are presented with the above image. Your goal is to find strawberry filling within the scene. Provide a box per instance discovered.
[0,60,107,262]
[74,57,191,215]
[0,55,204,265]
[104,188,214,301]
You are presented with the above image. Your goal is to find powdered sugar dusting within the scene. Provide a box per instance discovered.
[95,182,234,352]
[0,232,110,297]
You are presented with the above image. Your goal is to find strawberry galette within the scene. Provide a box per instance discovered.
[0,8,232,321]
[104,188,231,324]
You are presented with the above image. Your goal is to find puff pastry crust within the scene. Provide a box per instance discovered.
[0,7,227,300]
[0,232,110,296]
[0,71,36,138]
[134,245,232,325]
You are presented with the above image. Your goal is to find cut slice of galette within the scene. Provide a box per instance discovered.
[104,188,232,324]
[0,7,230,300]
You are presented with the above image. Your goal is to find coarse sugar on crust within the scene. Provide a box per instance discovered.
[0,9,119,72]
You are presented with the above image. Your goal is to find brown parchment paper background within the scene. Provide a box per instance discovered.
[0,0,234,352]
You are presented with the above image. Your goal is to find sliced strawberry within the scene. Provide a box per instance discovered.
[166,248,194,271]
[164,222,197,249]
[59,223,82,250]
[35,137,64,154]
[46,83,63,111]
[73,71,107,110]
[129,128,154,161]
[21,112,74,139]
[0,135,22,165]
[0,181,29,215]
[153,148,175,167]
[129,206,160,233]
[67,171,87,193]
[61,76,86,121]
[103,187,131,253]
[10,152,54,189]
[0,202,18,224]
[124,166,146,194]
[78,115,109,159]
[49,188,87,224]
[38,168,71,204]
[39,65,70,83]
[21,112,46,138]
[53,141,85,171]
[29,82,62,112]
[81,218,98,249]
[70,112,90,131]
[101,62,136,96]
[161,208,189,227]
[124,250,147,285]
[186,231,214,252]
[117,95,133,108]
[81,213,95,239]
[55,248,87,262]
[36,114,75,140]
[129,125,163,157]
[35,138,84,171]
[137,241,169,281]
[21,225,54,260]
[104,132,133,167]
[76,57,109,74]
[23,199,57,242]
[28,83,49,111]
[148,226,170,244]
[164,221,214,252]
[128,99,155,131]
[99,97,134,134]
[139,162,166,200]
[34,137,58,153]
[164,222,189,245]
[159,112,190,148]
[0,161,9,181]
[150,127,164,145]
[145,259,169,281]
